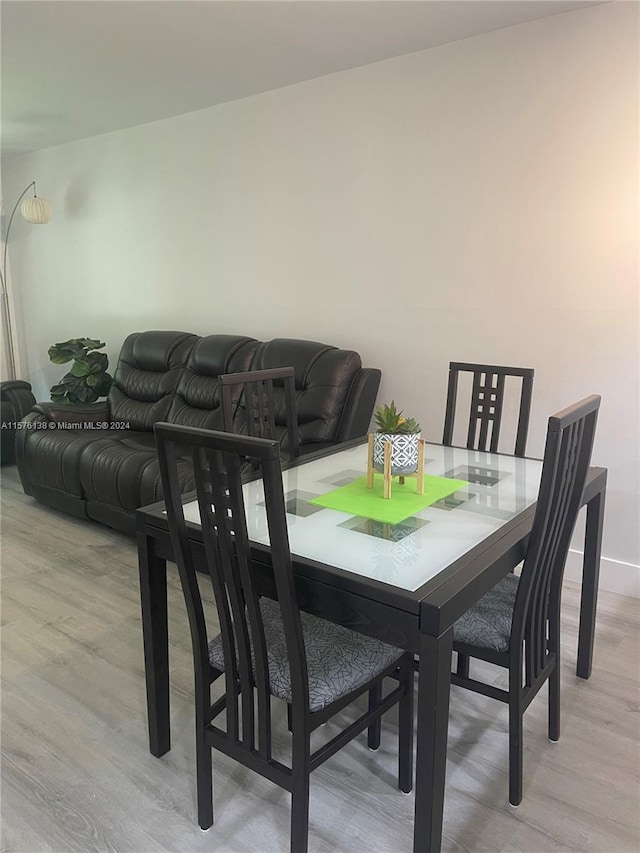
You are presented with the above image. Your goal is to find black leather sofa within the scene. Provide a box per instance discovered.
[16,331,381,534]
[1,380,37,466]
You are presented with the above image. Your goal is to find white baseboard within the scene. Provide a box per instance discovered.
[565,549,640,599]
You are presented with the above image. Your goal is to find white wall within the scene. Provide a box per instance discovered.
[2,3,638,592]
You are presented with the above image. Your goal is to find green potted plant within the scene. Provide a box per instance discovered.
[48,338,114,404]
[372,400,422,476]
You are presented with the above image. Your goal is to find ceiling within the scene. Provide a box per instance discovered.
[1,0,601,159]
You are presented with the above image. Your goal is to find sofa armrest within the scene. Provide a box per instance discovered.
[334,368,382,443]
[33,401,111,425]
[13,411,48,485]
[0,380,36,421]
[14,403,111,487]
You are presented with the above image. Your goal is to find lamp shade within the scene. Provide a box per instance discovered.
[20,195,52,224]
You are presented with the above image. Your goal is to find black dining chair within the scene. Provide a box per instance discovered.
[442,362,535,457]
[451,394,601,806]
[220,366,300,464]
[154,423,415,853]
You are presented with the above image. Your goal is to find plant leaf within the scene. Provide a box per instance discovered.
[373,400,420,434]
[73,383,98,404]
[94,374,113,396]
[48,341,85,363]
[84,351,108,372]
[59,372,86,391]
[48,338,105,364]
[70,358,91,377]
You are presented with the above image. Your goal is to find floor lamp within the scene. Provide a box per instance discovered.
[1,181,52,380]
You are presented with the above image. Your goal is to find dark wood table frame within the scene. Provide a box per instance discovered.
[136,445,606,853]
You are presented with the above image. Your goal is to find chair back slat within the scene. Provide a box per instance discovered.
[192,446,242,739]
[251,378,276,440]
[443,368,459,448]
[444,362,534,457]
[157,438,212,690]
[220,367,300,464]
[530,421,582,676]
[259,447,311,734]
[216,446,273,757]
[468,370,506,453]
[512,396,600,686]
[516,371,535,460]
[155,424,310,761]
[199,445,259,749]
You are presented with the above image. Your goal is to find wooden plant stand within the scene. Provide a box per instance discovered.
[366,434,426,499]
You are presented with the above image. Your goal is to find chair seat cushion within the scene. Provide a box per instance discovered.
[208,598,404,712]
[453,574,519,653]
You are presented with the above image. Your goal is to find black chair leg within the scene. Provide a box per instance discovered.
[548,618,561,742]
[196,728,213,829]
[367,684,382,750]
[549,664,560,742]
[456,652,470,679]
[398,658,414,793]
[290,774,310,853]
[508,697,524,806]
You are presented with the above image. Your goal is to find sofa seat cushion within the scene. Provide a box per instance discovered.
[78,434,193,512]
[18,428,122,497]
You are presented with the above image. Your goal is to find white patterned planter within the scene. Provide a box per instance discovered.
[373,432,421,476]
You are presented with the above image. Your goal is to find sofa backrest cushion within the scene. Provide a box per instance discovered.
[109,331,198,431]
[241,338,362,446]
[166,335,259,429]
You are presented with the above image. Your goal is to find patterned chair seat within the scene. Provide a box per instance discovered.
[453,574,520,653]
[208,598,404,712]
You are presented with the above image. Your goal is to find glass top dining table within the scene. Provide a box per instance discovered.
[136,437,606,853]
[181,440,543,592]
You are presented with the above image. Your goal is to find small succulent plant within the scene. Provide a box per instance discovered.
[373,400,421,435]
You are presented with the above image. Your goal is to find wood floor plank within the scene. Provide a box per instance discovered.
[1,467,639,852]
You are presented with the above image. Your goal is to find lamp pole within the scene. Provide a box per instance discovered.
[1,181,51,380]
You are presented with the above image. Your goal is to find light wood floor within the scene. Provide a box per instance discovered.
[1,466,639,853]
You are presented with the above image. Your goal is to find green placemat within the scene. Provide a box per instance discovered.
[308,473,468,524]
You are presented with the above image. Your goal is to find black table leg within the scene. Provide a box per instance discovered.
[137,531,171,756]
[413,629,453,853]
[577,479,606,679]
